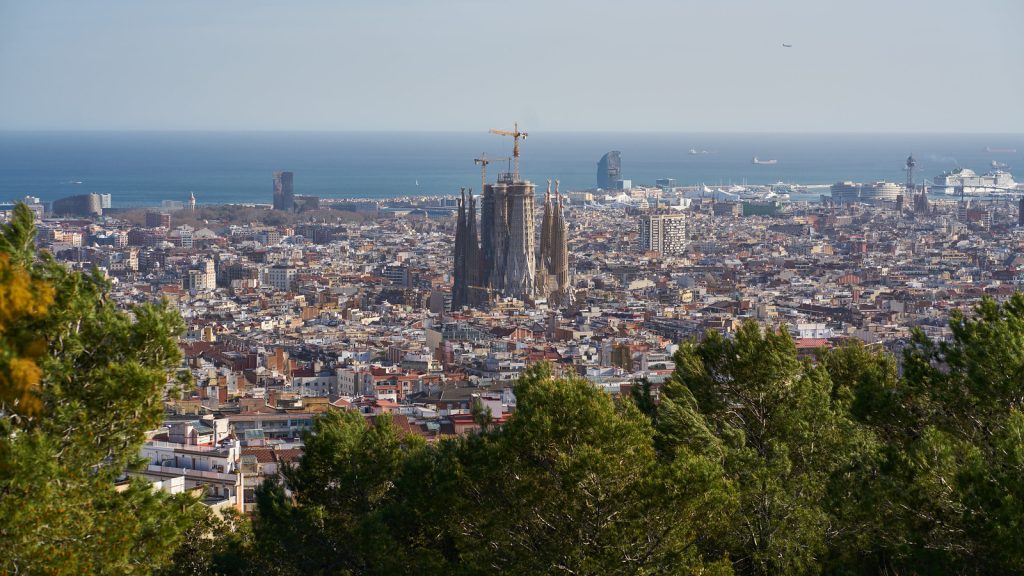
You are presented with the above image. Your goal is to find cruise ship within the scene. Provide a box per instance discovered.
[933,167,1017,195]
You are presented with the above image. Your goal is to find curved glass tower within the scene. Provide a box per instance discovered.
[597,151,621,189]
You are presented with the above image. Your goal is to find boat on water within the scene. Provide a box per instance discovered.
[987,146,1017,154]
[688,148,713,155]
[934,167,1017,195]
[752,157,778,165]
[992,160,1009,169]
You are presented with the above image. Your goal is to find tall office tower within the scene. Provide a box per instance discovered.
[596,151,621,189]
[1019,197,1024,227]
[272,171,295,211]
[639,213,688,255]
[452,189,481,309]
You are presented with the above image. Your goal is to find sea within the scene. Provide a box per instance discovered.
[0,131,1021,208]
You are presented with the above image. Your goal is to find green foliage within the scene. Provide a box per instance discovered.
[0,203,197,574]
[629,376,658,422]
[249,410,418,575]
[872,295,1024,573]
[159,509,262,576]
[460,364,734,575]
[241,364,734,575]
[661,322,867,575]
[206,297,1024,575]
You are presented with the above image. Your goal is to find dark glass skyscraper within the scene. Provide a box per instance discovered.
[596,151,621,189]
[272,171,295,211]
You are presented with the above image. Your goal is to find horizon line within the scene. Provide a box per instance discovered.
[2,129,1023,136]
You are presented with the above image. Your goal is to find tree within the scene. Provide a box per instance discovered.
[0,203,197,574]
[629,376,658,422]
[659,322,867,576]
[250,410,419,575]
[0,249,53,417]
[455,364,734,575]
[245,364,735,576]
[470,396,493,430]
[853,296,1024,573]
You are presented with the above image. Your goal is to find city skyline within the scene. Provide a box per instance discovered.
[1,0,1021,133]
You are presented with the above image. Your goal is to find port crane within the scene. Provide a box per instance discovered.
[488,123,528,181]
[473,153,511,191]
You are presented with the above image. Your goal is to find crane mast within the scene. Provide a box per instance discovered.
[488,122,528,182]
[474,153,510,190]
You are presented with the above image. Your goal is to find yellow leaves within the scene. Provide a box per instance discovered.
[0,252,55,417]
[2,357,44,415]
[0,253,53,329]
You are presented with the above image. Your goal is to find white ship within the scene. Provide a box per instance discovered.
[933,167,1017,195]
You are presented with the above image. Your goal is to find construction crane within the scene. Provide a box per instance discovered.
[473,153,511,190]
[488,122,528,181]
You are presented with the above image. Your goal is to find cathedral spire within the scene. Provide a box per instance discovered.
[551,179,572,306]
[452,188,470,309]
[466,189,480,304]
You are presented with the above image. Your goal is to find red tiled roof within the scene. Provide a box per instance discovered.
[241,448,275,463]
[795,338,830,349]
[274,449,303,464]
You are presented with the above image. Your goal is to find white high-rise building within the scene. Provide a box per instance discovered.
[639,213,688,255]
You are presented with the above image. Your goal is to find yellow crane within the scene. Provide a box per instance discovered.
[488,122,528,181]
[473,153,511,190]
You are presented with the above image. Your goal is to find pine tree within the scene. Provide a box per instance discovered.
[851,296,1024,573]
[245,364,735,575]
[0,203,199,574]
[659,322,867,576]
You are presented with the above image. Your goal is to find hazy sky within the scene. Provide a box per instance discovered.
[1,0,1021,132]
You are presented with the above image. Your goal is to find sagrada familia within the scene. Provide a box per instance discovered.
[452,176,572,309]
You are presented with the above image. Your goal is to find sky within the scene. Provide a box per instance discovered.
[0,0,1021,133]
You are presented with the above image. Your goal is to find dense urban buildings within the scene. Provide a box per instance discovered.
[19,146,1024,533]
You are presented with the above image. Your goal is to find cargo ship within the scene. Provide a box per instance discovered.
[752,157,778,165]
